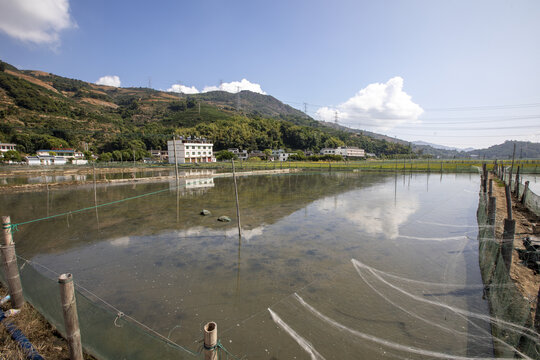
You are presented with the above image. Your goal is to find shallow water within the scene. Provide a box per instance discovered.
[1,172,498,359]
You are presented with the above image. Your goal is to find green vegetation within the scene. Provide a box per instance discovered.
[0,60,415,159]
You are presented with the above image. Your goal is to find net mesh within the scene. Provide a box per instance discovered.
[476,194,538,358]
[0,257,249,359]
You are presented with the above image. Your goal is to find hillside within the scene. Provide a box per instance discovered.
[0,59,413,159]
[468,141,540,159]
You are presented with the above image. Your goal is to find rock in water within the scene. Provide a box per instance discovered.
[217,216,231,222]
[200,209,211,216]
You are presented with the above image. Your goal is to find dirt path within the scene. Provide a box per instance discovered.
[490,173,540,322]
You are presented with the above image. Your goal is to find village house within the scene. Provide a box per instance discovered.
[227,148,248,161]
[0,143,17,152]
[25,155,67,166]
[167,137,215,164]
[320,146,365,158]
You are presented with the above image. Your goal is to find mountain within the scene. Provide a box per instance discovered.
[412,141,474,152]
[468,140,540,159]
[0,60,413,158]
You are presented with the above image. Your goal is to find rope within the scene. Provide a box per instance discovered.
[5,185,174,233]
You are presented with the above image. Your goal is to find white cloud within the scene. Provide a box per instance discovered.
[315,186,419,239]
[203,79,266,94]
[316,77,423,130]
[96,75,121,87]
[0,0,76,46]
[167,83,200,94]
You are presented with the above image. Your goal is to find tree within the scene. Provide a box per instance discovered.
[263,149,272,160]
[216,150,237,161]
[1,150,22,163]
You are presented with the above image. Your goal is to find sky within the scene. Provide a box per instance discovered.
[1,0,539,149]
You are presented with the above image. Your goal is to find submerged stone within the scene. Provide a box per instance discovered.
[200,209,211,216]
[217,216,231,222]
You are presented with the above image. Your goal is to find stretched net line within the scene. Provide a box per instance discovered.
[292,293,522,360]
[5,185,176,233]
[351,259,539,344]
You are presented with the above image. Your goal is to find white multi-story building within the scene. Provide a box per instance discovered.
[271,149,295,161]
[36,149,85,159]
[0,143,16,152]
[228,148,248,161]
[320,146,365,158]
[167,138,215,164]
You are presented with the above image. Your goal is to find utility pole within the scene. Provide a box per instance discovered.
[236,86,241,112]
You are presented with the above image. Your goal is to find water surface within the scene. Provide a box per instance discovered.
[0,172,494,359]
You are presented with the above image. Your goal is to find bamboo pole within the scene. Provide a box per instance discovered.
[521,181,529,204]
[488,197,496,225]
[58,273,83,360]
[502,219,515,272]
[231,160,242,239]
[173,136,179,185]
[203,322,218,360]
[1,216,24,309]
[514,165,520,194]
[505,185,513,221]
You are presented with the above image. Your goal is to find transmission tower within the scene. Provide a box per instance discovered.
[303,102,308,114]
[334,111,338,124]
[236,87,240,110]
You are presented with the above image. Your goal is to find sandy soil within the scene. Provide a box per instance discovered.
[490,173,540,321]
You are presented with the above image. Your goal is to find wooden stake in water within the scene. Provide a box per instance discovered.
[173,136,179,185]
[203,322,218,360]
[58,273,83,360]
[1,216,24,309]
[231,160,242,239]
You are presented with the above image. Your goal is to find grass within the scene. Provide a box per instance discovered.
[0,283,95,360]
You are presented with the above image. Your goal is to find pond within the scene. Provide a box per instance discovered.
[1,172,498,359]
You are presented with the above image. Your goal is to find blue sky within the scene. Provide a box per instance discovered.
[1,0,539,149]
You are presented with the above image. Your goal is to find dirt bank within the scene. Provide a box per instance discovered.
[0,283,95,360]
[489,173,540,321]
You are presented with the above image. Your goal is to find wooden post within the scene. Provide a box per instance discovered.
[504,185,513,221]
[203,321,218,360]
[231,160,242,239]
[488,179,493,197]
[1,216,24,309]
[521,181,529,204]
[58,273,83,360]
[488,196,496,225]
[173,136,179,185]
[509,143,516,186]
[502,219,515,272]
[535,285,540,332]
[514,165,520,193]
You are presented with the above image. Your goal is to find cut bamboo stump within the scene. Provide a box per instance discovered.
[59,273,83,360]
[502,219,516,272]
[505,185,513,221]
[1,216,24,309]
[204,321,218,360]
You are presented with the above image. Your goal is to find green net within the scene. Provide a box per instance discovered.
[476,195,539,358]
[1,257,242,360]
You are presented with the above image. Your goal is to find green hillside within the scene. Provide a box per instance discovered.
[0,60,413,160]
